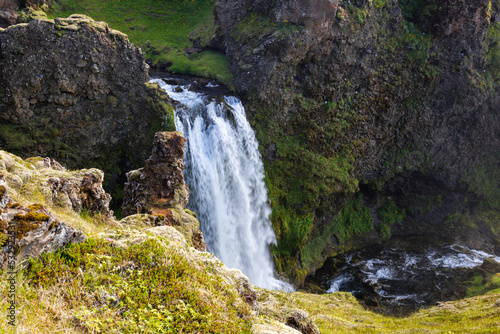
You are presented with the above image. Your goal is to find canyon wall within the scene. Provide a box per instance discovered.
[214,0,500,284]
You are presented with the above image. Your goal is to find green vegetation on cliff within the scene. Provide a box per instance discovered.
[259,290,500,334]
[45,0,232,84]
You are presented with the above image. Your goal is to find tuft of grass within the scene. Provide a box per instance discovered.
[46,0,233,84]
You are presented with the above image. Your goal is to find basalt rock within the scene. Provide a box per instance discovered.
[215,0,500,283]
[122,132,206,251]
[0,15,175,195]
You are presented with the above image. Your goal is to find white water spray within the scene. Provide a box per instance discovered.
[153,79,292,291]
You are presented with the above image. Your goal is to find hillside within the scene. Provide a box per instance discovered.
[1,149,500,333]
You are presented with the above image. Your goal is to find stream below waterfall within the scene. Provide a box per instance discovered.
[307,235,500,315]
[151,77,292,291]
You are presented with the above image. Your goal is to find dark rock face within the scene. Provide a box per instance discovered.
[215,0,500,283]
[0,16,174,192]
[215,0,338,33]
[122,132,206,251]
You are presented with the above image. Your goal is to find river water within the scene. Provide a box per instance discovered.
[152,78,292,291]
[307,236,500,314]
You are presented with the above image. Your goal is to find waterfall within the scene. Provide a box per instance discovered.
[153,79,292,291]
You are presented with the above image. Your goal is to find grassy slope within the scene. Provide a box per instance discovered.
[1,150,499,333]
[261,290,500,334]
[47,0,233,84]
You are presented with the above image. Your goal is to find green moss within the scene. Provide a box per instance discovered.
[15,211,50,222]
[17,7,49,23]
[466,272,500,298]
[27,203,45,211]
[377,223,391,239]
[184,209,197,218]
[483,3,500,90]
[25,237,252,332]
[377,200,406,225]
[300,195,373,270]
[48,0,232,83]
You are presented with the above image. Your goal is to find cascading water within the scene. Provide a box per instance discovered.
[152,78,292,291]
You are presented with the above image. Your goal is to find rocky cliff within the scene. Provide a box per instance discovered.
[214,0,500,284]
[0,15,175,201]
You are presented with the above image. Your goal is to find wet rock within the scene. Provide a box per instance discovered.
[122,132,206,251]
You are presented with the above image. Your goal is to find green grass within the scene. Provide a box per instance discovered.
[46,0,233,84]
[259,290,500,334]
[4,236,251,333]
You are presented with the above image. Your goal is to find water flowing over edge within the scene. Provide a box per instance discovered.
[152,78,293,292]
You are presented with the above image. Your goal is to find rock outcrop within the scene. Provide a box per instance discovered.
[122,132,206,251]
[214,0,500,283]
[0,150,112,217]
[0,169,86,269]
[0,15,175,195]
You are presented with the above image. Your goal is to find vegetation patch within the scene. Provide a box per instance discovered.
[464,158,500,210]
[46,0,233,84]
[300,195,374,269]
[13,236,252,333]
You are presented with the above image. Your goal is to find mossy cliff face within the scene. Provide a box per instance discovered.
[0,15,175,199]
[215,0,500,284]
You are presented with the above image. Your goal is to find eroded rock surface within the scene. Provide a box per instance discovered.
[214,0,500,283]
[122,132,206,251]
